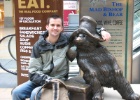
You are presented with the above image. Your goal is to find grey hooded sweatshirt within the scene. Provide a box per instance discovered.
[28,31,70,86]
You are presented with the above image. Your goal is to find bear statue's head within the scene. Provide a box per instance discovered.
[70,16,105,48]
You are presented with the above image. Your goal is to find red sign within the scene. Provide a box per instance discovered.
[63,10,77,26]
[63,0,77,26]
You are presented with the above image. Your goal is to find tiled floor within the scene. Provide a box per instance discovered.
[0,27,15,58]
[0,88,13,100]
[0,84,140,100]
[0,27,16,72]
[0,27,15,36]
[0,27,16,100]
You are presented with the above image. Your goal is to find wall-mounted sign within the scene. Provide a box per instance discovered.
[14,0,63,85]
[80,0,133,82]
[63,0,78,26]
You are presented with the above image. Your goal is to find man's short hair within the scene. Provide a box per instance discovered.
[47,14,63,26]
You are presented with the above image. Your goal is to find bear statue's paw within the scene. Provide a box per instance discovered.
[127,93,140,100]
[92,92,104,100]
[115,69,122,76]
[101,87,104,93]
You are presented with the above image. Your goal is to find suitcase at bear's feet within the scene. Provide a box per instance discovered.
[65,76,92,100]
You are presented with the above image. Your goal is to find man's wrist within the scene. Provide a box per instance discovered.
[45,77,52,83]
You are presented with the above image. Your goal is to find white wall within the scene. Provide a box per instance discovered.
[4,0,13,17]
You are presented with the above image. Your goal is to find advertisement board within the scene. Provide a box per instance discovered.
[63,0,78,26]
[80,0,133,81]
[14,0,63,85]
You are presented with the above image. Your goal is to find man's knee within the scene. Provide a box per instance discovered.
[12,87,21,96]
[30,86,41,100]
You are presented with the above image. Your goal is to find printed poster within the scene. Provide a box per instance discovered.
[80,0,133,81]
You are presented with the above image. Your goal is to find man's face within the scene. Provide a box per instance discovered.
[46,18,63,37]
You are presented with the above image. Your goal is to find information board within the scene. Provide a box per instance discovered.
[14,0,63,85]
[80,0,133,81]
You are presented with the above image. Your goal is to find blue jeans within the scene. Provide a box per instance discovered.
[12,80,41,100]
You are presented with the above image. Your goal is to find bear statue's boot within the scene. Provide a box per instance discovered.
[89,77,104,100]
[114,76,140,100]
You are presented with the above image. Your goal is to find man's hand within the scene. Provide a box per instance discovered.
[101,30,111,41]
[50,79,62,84]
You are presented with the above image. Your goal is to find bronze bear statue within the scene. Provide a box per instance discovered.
[68,16,140,100]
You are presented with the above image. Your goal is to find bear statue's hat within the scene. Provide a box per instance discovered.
[72,16,105,42]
